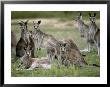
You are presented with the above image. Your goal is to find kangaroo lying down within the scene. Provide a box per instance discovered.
[58,39,100,67]
[28,57,51,70]
[18,44,51,70]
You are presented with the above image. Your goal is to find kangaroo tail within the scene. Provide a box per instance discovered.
[89,64,100,67]
[81,54,86,57]
[92,64,100,67]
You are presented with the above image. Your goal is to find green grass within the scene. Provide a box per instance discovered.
[11,11,100,20]
[11,18,100,77]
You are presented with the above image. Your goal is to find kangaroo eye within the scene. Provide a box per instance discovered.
[30,47,32,50]
[60,44,62,47]
[24,47,27,50]
[59,43,61,46]
[64,43,66,47]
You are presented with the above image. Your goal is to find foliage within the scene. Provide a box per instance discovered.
[11,11,100,20]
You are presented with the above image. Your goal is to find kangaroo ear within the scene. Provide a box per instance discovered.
[38,20,41,25]
[79,12,82,16]
[89,13,91,17]
[33,21,35,24]
[26,20,29,23]
[94,13,96,17]
[79,12,82,19]
[25,20,28,25]
[63,43,66,47]
[58,41,62,46]
[18,21,22,26]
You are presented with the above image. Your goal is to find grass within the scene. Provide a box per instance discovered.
[11,11,100,20]
[11,18,100,77]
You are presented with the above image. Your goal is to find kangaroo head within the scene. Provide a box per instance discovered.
[79,12,82,20]
[18,20,28,32]
[24,43,33,57]
[33,20,41,30]
[58,41,64,52]
[89,13,96,23]
[75,12,82,22]
[58,40,71,54]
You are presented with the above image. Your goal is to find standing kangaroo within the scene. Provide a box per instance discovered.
[75,13,89,38]
[16,20,35,58]
[75,13,91,52]
[88,13,100,56]
[19,43,51,70]
[31,20,61,65]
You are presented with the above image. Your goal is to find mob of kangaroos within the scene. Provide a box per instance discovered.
[12,12,100,70]
[75,13,100,56]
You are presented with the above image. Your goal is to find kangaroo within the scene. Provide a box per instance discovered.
[31,20,61,65]
[75,13,89,38]
[75,13,91,52]
[16,20,35,58]
[88,13,100,56]
[19,43,51,70]
[58,39,100,67]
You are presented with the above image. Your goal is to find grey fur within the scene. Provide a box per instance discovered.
[75,13,89,38]
[58,39,87,67]
[31,20,61,65]
[19,43,51,70]
[16,20,35,58]
[88,13,100,55]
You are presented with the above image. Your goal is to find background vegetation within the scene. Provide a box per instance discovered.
[11,11,100,20]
